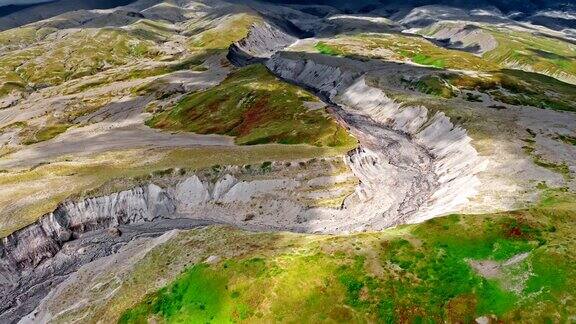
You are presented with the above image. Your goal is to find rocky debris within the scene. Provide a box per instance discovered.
[0,173,303,287]
[469,252,531,279]
[204,255,220,264]
[469,260,501,278]
[475,316,493,324]
[0,183,174,277]
[19,228,182,324]
[221,179,299,203]
[1,219,207,324]
[108,227,122,237]
[503,252,530,266]
[0,92,22,109]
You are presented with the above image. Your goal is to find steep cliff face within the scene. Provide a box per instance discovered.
[0,172,305,292]
[0,184,173,277]
[266,52,484,227]
[0,176,208,279]
[0,172,304,322]
[0,182,171,322]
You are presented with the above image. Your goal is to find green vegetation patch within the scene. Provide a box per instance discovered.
[67,50,215,95]
[402,75,456,98]
[0,121,27,133]
[316,34,498,71]
[188,14,261,50]
[0,28,159,98]
[314,41,344,56]
[411,53,446,69]
[0,26,56,49]
[418,23,576,81]
[314,31,576,107]
[119,188,576,323]
[406,69,576,112]
[484,28,576,82]
[147,64,356,148]
[21,123,71,145]
[19,29,157,85]
[555,134,576,146]
[489,70,576,112]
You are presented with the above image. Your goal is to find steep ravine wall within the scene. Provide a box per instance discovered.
[0,173,303,322]
[0,184,174,322]
[0,174,298,281]
[0,184,173,275]
[265,52,485,228]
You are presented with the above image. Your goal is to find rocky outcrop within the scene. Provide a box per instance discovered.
[0,217,210,324]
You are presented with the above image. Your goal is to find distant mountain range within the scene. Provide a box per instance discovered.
[0,0,574,32]
[257,0,574,13]
[0,0,137,30]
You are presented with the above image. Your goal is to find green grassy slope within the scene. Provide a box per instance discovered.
[483,28,576,82]
[403,69,576,112]
[119,189,575,323]
[0,26,56,50]
[0,12,263,98]
[313,34,499,71]
[0,28,158,97]
[312,31,576,112]
[187,14,261,50]
[147,64,357,148]
[20,123,71,145]
[417,23,576,82]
